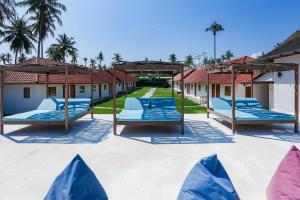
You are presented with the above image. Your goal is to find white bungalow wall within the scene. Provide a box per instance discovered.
[183,83,269,108]
[271,54,300,114]
[3,83,112,114]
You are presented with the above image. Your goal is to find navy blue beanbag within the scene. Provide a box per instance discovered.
[178,154,239,200]
[44,154,108,200]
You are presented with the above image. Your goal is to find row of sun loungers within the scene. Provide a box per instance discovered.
[44,146,300,200]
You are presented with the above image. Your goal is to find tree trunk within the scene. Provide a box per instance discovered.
[15,51,18,64]
[37,37,41,58]
[41,40,43,58]
[213,33,216,61]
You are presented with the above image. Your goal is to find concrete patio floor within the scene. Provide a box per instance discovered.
[0,114,299,200]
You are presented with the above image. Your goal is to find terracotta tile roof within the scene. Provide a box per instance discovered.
[107,70,137,82]
[22,57,71,65]
[3,71,38,84]
[223,56,254,64]
[184,68,261,84]
[173,69,194,82]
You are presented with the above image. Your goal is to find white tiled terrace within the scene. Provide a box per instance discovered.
[0,114,299,200]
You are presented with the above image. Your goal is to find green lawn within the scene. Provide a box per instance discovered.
[152,88,207,114]
[93,87,150,114]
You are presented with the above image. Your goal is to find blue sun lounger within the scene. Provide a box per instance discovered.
[2,98,91,132]
[115,97,183,134]
[208,97,296,133]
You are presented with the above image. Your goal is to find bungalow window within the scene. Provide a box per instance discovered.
[104,85,107,90]
[225,86,231,96]
[198,85,201,91]
[191,85,194,90]
[205,85,208,92]
[79,85,85,93]
[93,85,96,92]
[185,84,187,89]
[23,87,30,98]
[48,87,56,97]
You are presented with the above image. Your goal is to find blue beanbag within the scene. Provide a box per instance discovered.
[178,154,239,200]
[44,155,108,200]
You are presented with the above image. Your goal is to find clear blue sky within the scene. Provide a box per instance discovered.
[2,0,300,65]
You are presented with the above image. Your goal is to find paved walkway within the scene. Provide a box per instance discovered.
[143,88,157,98]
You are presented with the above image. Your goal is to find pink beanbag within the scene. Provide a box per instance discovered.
[266,145,300,200]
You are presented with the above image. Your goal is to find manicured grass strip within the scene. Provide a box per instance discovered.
[152,88,207,114]
[93,87,150,114]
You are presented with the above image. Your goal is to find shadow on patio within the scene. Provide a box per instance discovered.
[119,120,234,144]
[214,119,300,143]
[3,119,112,144]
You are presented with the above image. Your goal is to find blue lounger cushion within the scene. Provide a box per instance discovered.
[214,109,295,121]
[178,154,239,200]
[45,155,108,200]
[151,98,177,109]
[116,109,181,121]
[2,110,87,122]
[210,98,295,121]
[221,97,262,109]
[124,98,151,110]
[3,98,90,122]
[117,97,181,122]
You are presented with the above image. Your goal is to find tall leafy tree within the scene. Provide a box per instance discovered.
[83,57,87,66]
[17,0,66,58]
[169,53,177,63]
[69,48,78,64]
[0,0,15,24]
[112,52,122,63]
[18,52,27,63]
[224,50,234,61]
[202,56,209,66]
[1,16,36,63]
[205,21,224,61]
[46,43,62,61]
[0,53,7,63]
[96,51,104,68]
[52,33,77,62]
[90,58,96,68]
[6,52,12,63]
[184,54,194,69]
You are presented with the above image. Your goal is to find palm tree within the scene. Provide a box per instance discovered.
[0,0,15,24]
[0,53,7,64]
[1,16,36,63]
[96,51,104,68]
[169,53,177,63]
[90,58,96,68]
[184,54,194,69]
[18,52,27,63]
[69,48,78,64]
[205,21,224,61]
[46,43,63,61]
[6,52,12,63]
[53,33,76,62]
[144,57,148,62]
[202,56,209,66]
[220,54,226,62]
[224,50,234,61]
[112,53,122,63]
[83,57,87,66]
[17,0,66,58]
